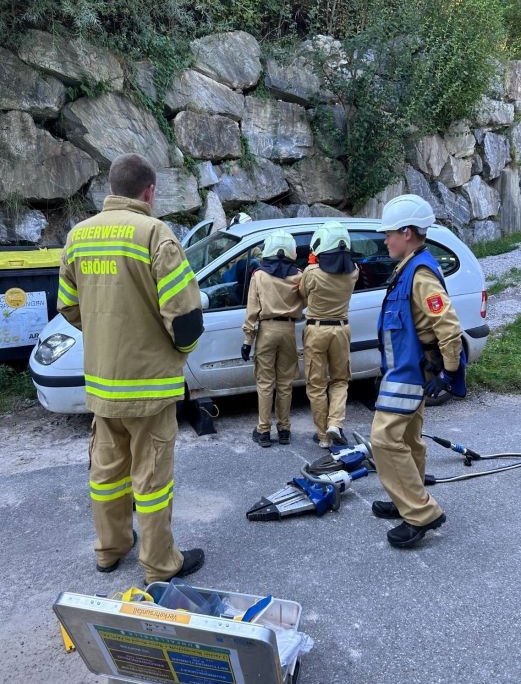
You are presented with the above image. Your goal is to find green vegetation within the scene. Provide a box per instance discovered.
[471,232,521,258]
[486,267,521,296]
[0,364,36,414]
[467,316,521,393]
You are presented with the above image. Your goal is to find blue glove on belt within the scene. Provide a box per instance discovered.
[423,369,456,398]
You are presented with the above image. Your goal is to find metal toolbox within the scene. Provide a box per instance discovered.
[53,585,303,684]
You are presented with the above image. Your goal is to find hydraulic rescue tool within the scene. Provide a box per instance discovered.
[246,432,374,521]
[246,432,521,522]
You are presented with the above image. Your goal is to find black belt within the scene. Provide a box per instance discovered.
[306,319,348,326]
[264,316,297,322]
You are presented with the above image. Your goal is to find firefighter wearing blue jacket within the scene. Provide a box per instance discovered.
[370,194,466,549]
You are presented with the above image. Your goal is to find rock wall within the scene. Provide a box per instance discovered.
[1,30,520,246]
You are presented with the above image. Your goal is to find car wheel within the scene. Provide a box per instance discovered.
[425,389,452,407]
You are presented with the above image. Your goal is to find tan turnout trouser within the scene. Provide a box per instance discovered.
[254,319,298,433]
[303,322,351,441]
[370,403,443,526]
[89,403,184,583]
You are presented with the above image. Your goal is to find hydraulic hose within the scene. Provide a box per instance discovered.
[422,433,521,484]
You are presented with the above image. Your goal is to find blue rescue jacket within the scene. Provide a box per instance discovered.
[375,248,465,414]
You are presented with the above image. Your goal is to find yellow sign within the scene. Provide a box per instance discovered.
[4,287,27,308]
[119,603,191,624]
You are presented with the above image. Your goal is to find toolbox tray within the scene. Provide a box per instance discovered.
[53,585,303,684]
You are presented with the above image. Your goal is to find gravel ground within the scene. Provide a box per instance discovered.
[477,243,521,331]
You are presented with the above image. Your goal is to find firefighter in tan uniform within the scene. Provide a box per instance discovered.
[370,194,466,548]
[299,222,359,448]
[242,230,304,447]
[57,153,205,583]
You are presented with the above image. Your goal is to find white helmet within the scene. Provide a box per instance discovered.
[377,194,434,235]
[262,229,297,260]
[229,212,252,226]
[310,221,351,256]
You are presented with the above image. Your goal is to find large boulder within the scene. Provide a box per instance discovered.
[0,47,66,119]
[165,70,244,120]
[264,57,322,106]
[309,203,349,217]
[248,202,285,221]
[173,111,241,161]
[153,168,201,216]
[0,111,98,201]
[195,161,219,189]
[473,96,514,126]
[510,121,521,163]
[356,181,405,219]
[469,220,501,244]
[497,165,521,235]
[284,154,347,205]
[311,104,347,158]
[199,190,227,231]
[505,61,521,102]
[407,135,449,178]
[214,157,288,209]
[61,93,171,167]
[282,204,312,218]
[443,121,475,158]
[241,97,313,161]
[461,175,500,220]
[431,182,471,232]
[404,165,444,217]
[438,157,472,189]
[0,208,48,244]
[18,29,124,90]
[87,169,201,217]
[482,132,511,180]
[133,60,158,102]
[190,31,262,89]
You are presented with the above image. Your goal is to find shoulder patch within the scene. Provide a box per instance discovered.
[425,293,446,315]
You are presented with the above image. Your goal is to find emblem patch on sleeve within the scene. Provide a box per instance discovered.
[425,293,446,314]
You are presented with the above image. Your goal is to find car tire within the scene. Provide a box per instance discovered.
[425,389,452,407]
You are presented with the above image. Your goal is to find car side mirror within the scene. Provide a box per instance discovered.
[200,291,210,310]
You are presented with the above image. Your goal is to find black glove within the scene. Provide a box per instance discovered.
[241,344,251,362]
[423,369,456,398]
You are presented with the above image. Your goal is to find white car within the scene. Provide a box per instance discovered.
[29,218,490,413]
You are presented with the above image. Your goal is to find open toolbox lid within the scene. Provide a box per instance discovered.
[53,590,297,684]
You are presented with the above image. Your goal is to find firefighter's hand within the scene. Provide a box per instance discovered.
[423,370,456,398]
[241,344,251,362]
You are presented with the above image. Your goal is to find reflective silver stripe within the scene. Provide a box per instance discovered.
[379,380,424,397]
[383,329,395,369]
[376,395,423,412]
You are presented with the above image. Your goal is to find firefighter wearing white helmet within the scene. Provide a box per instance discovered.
[242,229,304,447]
[299,221,359,448]
[370,194,466,549]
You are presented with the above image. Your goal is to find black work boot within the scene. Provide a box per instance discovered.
[387,513,447,548]
[252,428,271,448]
[278,429,291,445]
[372,501,401,519]
[145,548,205,586]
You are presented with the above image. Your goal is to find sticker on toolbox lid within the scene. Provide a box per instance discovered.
[90,623,246,684]
[0,289,48,349]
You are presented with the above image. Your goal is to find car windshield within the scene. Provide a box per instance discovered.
[185,231,241,274]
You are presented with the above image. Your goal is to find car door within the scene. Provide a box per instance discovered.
[186,245,261,393]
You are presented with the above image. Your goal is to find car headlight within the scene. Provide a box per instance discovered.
[34,333,76,365]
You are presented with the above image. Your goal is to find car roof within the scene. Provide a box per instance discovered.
[224,217,382,239]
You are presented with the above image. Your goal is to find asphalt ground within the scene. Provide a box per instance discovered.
[1,384,521,684]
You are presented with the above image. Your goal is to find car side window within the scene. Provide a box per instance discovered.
[426,241,459,277]
[351,231,397,290]
[199,247,261,310]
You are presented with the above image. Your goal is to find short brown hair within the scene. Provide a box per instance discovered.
[108,153,156,199]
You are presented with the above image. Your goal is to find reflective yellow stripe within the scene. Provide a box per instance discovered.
[85,374,185,401]
[66,241,150,264]
[157,260,195,307]
[177,340,198,353]
[90,476,133,502]
[58,277,79,306]
[134,480,174,514]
